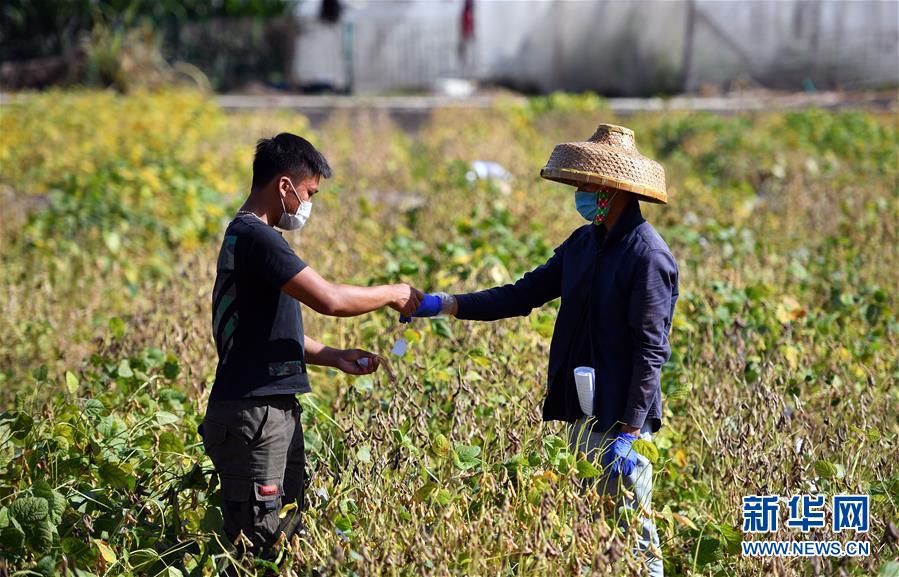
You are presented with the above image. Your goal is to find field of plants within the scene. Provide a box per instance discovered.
[0,90,896,577]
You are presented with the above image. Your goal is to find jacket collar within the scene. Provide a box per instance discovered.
[593,196,645,248]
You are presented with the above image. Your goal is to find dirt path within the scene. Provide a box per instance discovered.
[214,91,898,130]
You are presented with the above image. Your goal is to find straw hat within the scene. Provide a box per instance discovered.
[540,123,667,204]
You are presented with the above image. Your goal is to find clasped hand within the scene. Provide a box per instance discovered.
[602,432,639,477]
[399,293,443,323]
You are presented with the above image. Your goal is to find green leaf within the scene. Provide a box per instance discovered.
[48,492,66,526]
[33,481,66,526]
[116,359,133,378]
[179,463,206,491]
[97,415,127,442]
[631,439,660,464]
[155,411,179,427]
[200,507,224,532]
[353,376,374,393]
[414,482,436,501]
[356,444,372,464]
[879,561,899,577]
[3,411,34,440]
[163,355,180,379]
[32,365,49,382]
[33,555,56,577]
[0,520,25,550]
[430,433,450,457]
[833,463,846,479]
[28,521,54,554]
[126,548,160,571]
[335,514,353,534]
[103,231,121,253]
[462,370,483,382]
[430,317,453,339]
[435,488,453,505]
[9,497,49,524]
[814,460,838,479]
[398,261,418,275]
[575,458,600,479]
[158,431,184,454]
[65,371,79,394]
[452,444,481,470]
[717,524,742,555]
[543,435,566,461]
[696,536,722,566]
[108,317,126,340]
[144,348,166,367]
[62,537,93,567]
[98,462,135,491]
[84,399,105,418]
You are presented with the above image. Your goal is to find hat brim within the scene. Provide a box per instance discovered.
[540,167,668,204]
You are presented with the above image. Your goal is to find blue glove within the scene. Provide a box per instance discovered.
[602,432,639,477]
[399,293,442,323]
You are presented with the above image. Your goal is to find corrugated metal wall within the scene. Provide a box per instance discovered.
[292,0,899,95]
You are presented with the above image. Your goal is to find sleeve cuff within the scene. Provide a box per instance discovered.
[452,293,473,319]
[277,261,306,289]
[622,407,649,430]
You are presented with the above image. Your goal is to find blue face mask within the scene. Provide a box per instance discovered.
[575,188,616,225]
[575,190,599,222]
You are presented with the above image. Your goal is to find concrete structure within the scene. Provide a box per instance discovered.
[292,0,899,96]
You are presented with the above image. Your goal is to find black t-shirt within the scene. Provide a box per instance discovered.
[210,214,309,400]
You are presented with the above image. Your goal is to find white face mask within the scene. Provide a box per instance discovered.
[278,178,312,231]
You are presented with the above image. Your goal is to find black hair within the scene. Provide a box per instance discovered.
[251,133,332,190]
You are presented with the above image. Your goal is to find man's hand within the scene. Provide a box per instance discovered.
[388,284,424,317]
[334,348,381,375]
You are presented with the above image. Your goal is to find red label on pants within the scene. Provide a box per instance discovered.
[258,484,278,496]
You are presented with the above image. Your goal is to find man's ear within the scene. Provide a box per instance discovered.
[276,176,290,199]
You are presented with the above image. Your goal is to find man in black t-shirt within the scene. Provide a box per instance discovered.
[201,133,422,560]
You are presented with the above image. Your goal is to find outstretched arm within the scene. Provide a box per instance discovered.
[283,266,423,317]
[451,249,563,321]
[247,225,422,317]
[304,335,381,376]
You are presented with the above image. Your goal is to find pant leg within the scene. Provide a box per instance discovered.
[279,400,306,540]
[201,395,297,556]
[629,429,664,577]
[567,417,664,577]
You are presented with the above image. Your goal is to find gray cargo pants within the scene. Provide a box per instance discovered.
[568,417,664,577]
[200,394,306,556]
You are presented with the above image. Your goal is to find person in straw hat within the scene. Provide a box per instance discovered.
[406,123,677,575]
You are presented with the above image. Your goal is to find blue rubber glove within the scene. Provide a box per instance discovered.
[399,293,442,323]
[602,432,639,477]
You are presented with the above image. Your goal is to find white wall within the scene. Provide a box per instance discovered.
[292,0,899,94]
[686,0,899,91]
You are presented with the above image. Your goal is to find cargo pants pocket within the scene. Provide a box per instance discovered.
[200,418,228,454]
[219,478,284,553]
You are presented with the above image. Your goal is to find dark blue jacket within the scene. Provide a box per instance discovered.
[454,198,678,432]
